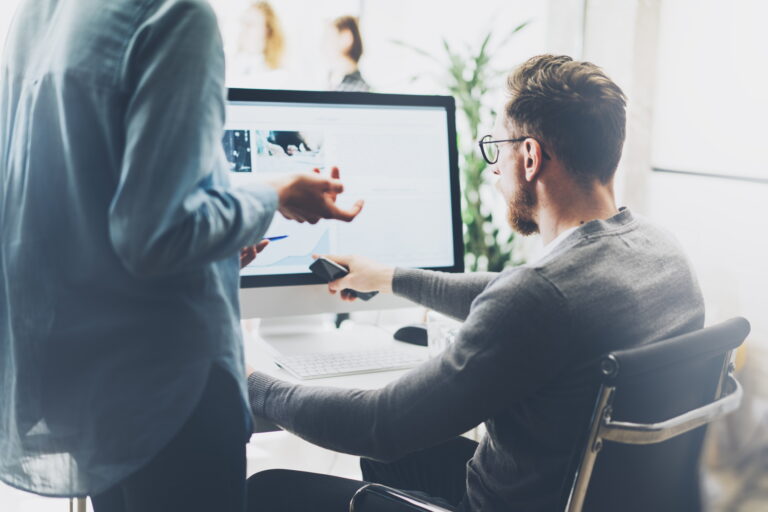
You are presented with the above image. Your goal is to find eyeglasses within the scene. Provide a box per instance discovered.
[478,134,551,165]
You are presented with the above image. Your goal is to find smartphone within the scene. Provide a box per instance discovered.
[308,257,379,301]
[309,257,349,282]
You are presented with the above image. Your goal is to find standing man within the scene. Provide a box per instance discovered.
[0,1,361,512]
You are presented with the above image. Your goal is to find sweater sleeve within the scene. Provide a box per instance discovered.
[248,267,572,462]
[392,268,498,321]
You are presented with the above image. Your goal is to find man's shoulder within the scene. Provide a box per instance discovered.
[137,0,219,31]
[532,213,696,302]
[149,0,218,16]
[542,213,684,265]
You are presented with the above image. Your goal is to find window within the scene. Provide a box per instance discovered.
[652,0,768,182]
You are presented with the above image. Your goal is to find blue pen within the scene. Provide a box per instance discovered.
[264,235,288,241]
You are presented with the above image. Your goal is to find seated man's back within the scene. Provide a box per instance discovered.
[465,208,703,510]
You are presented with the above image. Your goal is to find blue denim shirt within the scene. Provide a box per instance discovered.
[0,0,276,496]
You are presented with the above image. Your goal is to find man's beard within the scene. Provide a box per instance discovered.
[507,181,539,236]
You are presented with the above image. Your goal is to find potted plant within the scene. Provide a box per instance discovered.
[395,22,529,271]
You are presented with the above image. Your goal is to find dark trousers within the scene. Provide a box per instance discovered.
[92,366,249,512]
[246,436,478,512]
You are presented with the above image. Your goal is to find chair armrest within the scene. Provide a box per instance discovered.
[349,484,453,512]
[600,373,743,445]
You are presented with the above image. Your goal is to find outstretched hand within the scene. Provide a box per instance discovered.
[271,166,364,224]
[312,254,395,302]
[240,239,270,269]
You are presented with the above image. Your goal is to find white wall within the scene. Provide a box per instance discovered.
[582,0,768,471]
[646,1,768,355]
[652,0,768,181]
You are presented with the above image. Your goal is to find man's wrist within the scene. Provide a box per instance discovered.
[379,266,395,293]
[267,176,294,208]
[247,371,275,417]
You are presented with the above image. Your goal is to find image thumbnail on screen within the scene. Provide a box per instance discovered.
[222,129,326,175]
[222,130,252,172]
[253,130,325,173]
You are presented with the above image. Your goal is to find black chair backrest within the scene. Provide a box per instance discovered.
[578,318,750,511]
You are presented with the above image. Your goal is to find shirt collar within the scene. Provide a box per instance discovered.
[535,208,634,261]
[538,225,579,260]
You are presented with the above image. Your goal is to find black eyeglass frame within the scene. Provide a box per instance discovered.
[478,134,551,164]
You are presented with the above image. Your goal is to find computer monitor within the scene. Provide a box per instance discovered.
[225,89,463,319]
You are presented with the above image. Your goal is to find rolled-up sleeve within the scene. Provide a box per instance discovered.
[109,0,277,277]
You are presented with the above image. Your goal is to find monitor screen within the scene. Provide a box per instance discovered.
[225,89,463,289]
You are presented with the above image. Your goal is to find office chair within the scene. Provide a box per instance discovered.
[349,317,750,512]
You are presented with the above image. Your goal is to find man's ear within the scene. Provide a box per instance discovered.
[523,139,544,182]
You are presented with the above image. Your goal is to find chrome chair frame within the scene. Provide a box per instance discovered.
[563,357,742,511]
[349,318,749,512]
[350,484,453,512]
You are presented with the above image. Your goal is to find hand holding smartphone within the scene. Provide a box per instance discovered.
[308,257,379,301]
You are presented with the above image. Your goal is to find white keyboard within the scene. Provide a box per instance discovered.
[274,347,427,380]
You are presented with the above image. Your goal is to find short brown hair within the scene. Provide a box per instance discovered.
[505,55,626,184]
[333,16,364,63]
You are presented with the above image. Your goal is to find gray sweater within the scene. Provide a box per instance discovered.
[248,209,704,511]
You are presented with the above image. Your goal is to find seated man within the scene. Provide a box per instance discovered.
[245,54,705,512]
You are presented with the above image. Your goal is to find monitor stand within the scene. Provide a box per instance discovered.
[248,313,399,358]
[257,314,336,338]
